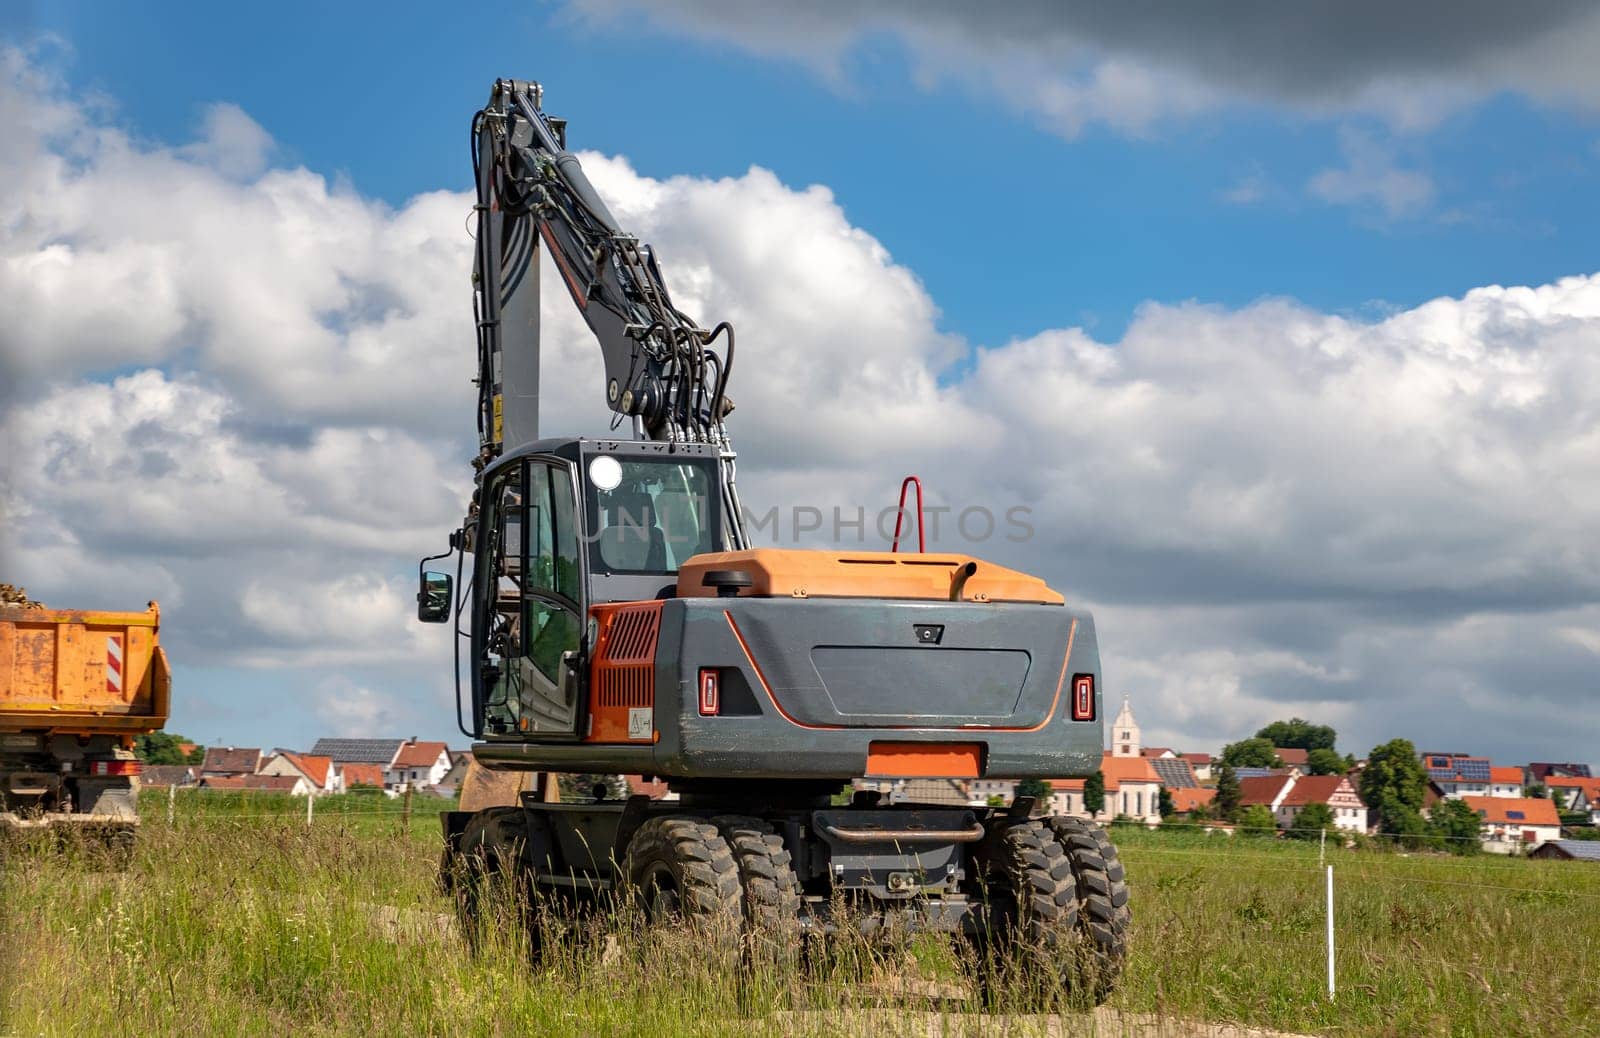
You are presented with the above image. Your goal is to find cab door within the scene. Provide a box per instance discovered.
[475,458,585,739]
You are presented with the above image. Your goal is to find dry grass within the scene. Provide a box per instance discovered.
[2,804,1597,1037]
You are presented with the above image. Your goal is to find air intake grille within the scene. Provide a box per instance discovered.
[595,603,661,709]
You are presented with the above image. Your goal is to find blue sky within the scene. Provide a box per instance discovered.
[4,3,1600,763]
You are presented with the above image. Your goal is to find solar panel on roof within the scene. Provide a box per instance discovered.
[1458,759,1490,780]
[1506,810,1525,820]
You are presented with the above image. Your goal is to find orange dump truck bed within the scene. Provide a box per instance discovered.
[0,602,171,735]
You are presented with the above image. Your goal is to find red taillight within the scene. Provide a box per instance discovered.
[89,759,142,777]
[1071,675,1095,721]
[697,668,720,716]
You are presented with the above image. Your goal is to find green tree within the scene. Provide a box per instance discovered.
[1289,801,1336,840]
[1306,748,1347,776]
[1238,804,1277,837]
[1157,786,1176,818]
[135,732,203,766]
[1220,737,1282,769]
[1083,770,1106,816]
[1524,782,1548,800]
[1254,718,1337,752]
[1358,738,1429,838]
[1428,798,1483,855]
[1214,764,1242,821]
[1015,777,1052,806]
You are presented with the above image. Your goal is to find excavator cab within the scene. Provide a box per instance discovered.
[428,436,732,743]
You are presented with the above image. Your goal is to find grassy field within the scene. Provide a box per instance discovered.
[3,799,1598,1037]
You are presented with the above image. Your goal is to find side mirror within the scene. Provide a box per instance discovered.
[417,571,452,623]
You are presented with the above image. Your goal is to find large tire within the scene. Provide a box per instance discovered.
[975,818,1080,949]
[711,814,800,956]
[455,807,551,959]
[1045,815,1131,999]
[622,816,742,931]
[966,818,1079,1008]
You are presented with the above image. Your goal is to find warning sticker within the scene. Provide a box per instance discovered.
[627,708,652,741]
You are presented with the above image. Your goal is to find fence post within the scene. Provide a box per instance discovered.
[307,792,314,828]
[1319,826,1326,865]
[1325,865,1336,1001]
[403,785,412,833]
[168,781,177,825]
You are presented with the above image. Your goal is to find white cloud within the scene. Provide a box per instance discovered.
[4,52,1599,761]
[1308,128,1436,218]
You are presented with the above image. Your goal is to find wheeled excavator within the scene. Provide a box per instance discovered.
[421,78,1130,996]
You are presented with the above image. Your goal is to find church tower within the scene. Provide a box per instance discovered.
[1110,696,1140,758]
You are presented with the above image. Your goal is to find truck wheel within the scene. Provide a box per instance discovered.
[1045,815,1131,999]
[966,818,1078,1008]
[711,815,799,955]
[623,816,741,932]
[456,807,548,959]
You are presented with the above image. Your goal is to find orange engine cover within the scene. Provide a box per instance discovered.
[587,601,663,743]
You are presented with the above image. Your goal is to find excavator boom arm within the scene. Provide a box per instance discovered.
[473,79,735,457]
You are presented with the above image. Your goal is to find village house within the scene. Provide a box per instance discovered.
[1278,774,1367,833]
[1169,787,1216,815]
[1546,777,1600,823]
[198,746,262,780]
[1237,773,1367,834]
[140,764,198,789]
[1050,753,1164,825]
[1423,753,1494,798]
[390,739,453,792]
[1530,840,1600,862]
[1528,762,1592,784]
[338,762,387,792]
[1180,753,1213,781]
[199,774,311,797]
[258,751,337,794]
[1488,766,1524,799]
[966,778,1016,806]
[1461,795,1560,854]
[1274,747,1310,769]
[310,738,408,791]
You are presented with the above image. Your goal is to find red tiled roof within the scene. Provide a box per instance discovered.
[1461,795,1559,826]
[394,740,450,768]
[276,752,332,788]
[340,763,386,788]
[1274,747,1309,766]
[1170,787,1216,813]
[1489,767,1524,785]
[1237,775,1294,807]
[1546,776,1596,788]
[1052,753,1162,793]
[1179,752,1212,765]
[1141,747,1173,758]
[1280,775,1352,806]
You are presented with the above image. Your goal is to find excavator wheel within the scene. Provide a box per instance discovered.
[1044,815,1131,998]
[964,818,1080,1009]
[711,814,800,959]
[454,807,550,960]
[622,816,742,939]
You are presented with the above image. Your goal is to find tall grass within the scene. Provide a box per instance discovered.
[3,809,1597,1036]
